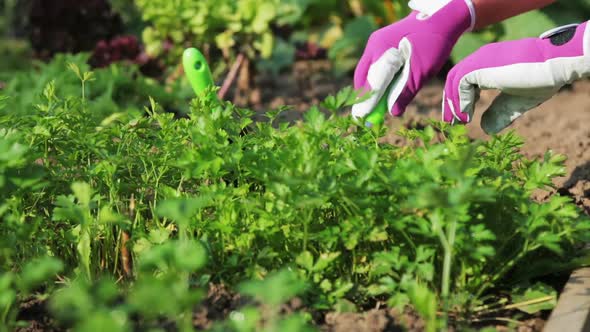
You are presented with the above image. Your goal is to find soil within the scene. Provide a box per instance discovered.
[13,284,547,332]
[322,309,546,332]
[190,283,551,332]
[15,297,57,332]
[193,283,247,330]
[321,307,421,332]
[190,286,548,332]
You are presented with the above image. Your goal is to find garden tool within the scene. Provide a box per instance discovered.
[364,77,396,129]
[183,48,216,97]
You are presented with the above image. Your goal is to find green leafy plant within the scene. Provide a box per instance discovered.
[136,0,296,63]
[0,53,192,118]
[0,60,588,331]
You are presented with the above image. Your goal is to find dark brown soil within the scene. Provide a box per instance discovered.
[193,283,246,330]
[321,309,547,332]
[191,285,548,332]
[15,297,57,332]
[13,284,546,332]
[321,307,419,332]
[250,60,348,119]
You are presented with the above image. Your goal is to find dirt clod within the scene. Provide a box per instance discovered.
[193,283,246,330]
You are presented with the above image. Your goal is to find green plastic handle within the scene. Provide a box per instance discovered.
[364,83,393,128]
[365,93,388,128]
[183,48,215,97]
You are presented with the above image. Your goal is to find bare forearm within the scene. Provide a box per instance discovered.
[473,0,556,29]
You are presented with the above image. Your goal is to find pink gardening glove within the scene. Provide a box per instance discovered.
[443,22,590,134]
[352,0,475,118]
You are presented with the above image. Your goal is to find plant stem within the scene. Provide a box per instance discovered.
[1,302,11,327]
[476,295,555,315]
[471,317,522,325]
[475,244,536,298]
[442,219,457,301]
[503,295,555,311]
[473,298,508,312]
[431,209,456,327]
[218,53,245,100]
[303,210,312,252]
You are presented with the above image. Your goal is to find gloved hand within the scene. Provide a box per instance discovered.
[443,22,590,134]
[352,0,475,119]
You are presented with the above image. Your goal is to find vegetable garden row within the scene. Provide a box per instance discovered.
[1,1,590,331]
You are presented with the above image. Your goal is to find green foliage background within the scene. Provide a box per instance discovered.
[132,0,590,74]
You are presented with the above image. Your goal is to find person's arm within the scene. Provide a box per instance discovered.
[473,0,556,29]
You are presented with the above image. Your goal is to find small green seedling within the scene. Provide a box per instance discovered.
[182,48,215,97]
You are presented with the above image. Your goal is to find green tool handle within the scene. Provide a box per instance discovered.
[365,94,388,128]
[364,83,393,128]
[183,48,216,97]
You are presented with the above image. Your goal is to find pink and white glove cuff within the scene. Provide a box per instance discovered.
[409,0,476,32]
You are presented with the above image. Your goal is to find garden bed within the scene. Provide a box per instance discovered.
[2,1,590,330]
[10,284,556,332]
[5,53,590,332]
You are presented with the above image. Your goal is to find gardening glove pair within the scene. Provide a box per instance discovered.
[352,0,476,118]
[442,22,590,133]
